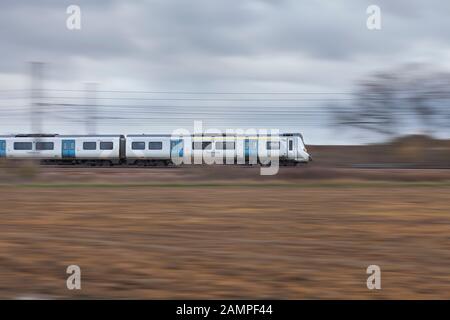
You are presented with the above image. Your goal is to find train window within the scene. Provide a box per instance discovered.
[83,142,97,150]
[216,142,235,150]
[192,142,202,150]
[100,142,113,150]
[14,142,32,150]
[266,141,280,150]
[36,142,54,150]
[289,140,293,151]
[149,141,163,150]
[202,142,212,150]
[192,141,211,150]
[226,142,235,150]
[132,141,145,150]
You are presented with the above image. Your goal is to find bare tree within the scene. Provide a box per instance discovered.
[331,64,450,139]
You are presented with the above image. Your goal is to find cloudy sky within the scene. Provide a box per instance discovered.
[0,0,449,143]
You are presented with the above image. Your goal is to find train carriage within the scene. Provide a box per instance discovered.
[0,135,61,159]
[124,133,310,165]
[0,134,123,164]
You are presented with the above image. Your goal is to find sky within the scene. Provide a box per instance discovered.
[0,0,450,144]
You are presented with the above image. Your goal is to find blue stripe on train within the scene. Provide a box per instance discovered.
[0,140,6,157]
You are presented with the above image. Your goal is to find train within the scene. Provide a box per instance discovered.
[0,133,311,166]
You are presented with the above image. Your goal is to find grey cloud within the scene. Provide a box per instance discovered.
[2,0,450,78]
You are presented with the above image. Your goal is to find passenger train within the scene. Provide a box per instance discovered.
[0,133,311,166]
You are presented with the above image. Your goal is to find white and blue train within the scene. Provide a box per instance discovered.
[0,133,311,166]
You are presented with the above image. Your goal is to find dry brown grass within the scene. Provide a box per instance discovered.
[0,178,449,299]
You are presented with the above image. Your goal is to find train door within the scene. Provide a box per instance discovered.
[244,138,258,164]
[0,140,5,157]
[62,139,75,158]
[287,137,295,159]
[170,139,184,163]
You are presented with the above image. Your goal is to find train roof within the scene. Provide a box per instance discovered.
[0,133,303,138]
[127,133,303,137]
[1,134,123,138]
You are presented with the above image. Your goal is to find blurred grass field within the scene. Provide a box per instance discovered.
[0,165,449,299]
